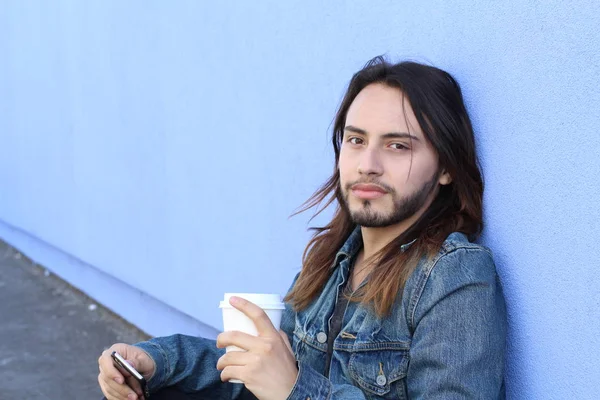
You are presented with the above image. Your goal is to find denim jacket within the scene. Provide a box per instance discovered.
[134,228,507,399]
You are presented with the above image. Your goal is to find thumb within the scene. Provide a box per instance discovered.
[125,359,145,397]
[116,344,155,378]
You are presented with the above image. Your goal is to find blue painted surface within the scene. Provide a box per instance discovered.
[1,1,599,398]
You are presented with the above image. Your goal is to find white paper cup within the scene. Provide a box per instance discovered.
[219,293,285,384]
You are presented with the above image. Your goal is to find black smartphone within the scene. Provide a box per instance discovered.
[111,351,150,399]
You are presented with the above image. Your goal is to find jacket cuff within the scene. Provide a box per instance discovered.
[133,340,168,391]
[287,361,332,400]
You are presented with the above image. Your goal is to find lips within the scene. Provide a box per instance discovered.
[350,183,388,200]
[351,183,387,193]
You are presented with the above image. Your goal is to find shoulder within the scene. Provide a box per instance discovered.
[427,232,497,283]
[404,232,502,328]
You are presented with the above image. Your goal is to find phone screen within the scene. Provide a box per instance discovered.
[111,351,150,399]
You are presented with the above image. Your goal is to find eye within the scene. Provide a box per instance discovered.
[390,143,409,151]
[347,137,364,145]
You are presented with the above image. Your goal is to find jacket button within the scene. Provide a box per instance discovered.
[316,332,327,343]
[376,375,387,386]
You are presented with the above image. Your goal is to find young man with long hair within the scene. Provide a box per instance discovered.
[99,56,507,400]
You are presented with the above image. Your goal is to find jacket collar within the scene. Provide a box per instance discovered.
[331,226,417,268]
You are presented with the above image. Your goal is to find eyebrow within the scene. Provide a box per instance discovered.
[344,125,421,141]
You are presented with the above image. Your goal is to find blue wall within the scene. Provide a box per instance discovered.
[1,1,598,398]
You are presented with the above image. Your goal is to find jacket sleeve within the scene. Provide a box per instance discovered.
[132,272,303,399]
[405,247,507,399]
[134,334,252,398]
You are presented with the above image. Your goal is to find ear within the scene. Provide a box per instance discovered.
[438,170,452,185]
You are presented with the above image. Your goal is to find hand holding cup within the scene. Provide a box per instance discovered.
[216,294,298,400]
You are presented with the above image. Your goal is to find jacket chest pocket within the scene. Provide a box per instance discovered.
[348,345,409,400]
[293,328,328,374]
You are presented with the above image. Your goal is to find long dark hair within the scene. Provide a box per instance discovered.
[285,56,484,317]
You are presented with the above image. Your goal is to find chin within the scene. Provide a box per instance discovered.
[351,205,391,217]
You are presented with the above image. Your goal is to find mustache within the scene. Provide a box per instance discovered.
[344,180,395,193]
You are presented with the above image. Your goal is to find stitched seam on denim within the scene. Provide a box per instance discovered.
[352,353,408,379]
[333,342,410,352]
[301,337,328,352]
[145,341,169,389]
[408,246,492,331]
[295,328,329,352]
[293,329,303,340]
[353,343,410,351]
[407,256,433,333]
[443,241,491,254]
[409,246,460,331]
[409,249,455,331]
[348,353,391,395]
[133,345,158,384]
[349,349,409,393]
[356,355,408,380]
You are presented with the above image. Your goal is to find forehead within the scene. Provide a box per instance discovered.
[345,83,423,138]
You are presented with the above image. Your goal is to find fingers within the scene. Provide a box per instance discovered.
[216,348,257,371]
[98,348,141,400]
[216,330,262,351]
[98,349,128,383]
[220,365,245,383]
[229,297,276,335]
[99,370,139,399]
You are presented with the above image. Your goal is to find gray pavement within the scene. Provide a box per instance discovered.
[0,239,150,399]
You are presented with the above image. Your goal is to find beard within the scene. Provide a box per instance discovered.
[340,173,439,228]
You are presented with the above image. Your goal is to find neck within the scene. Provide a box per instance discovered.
[359,205,428,261]
[360,223,407,261]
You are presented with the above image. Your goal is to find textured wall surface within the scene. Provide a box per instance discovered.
[1,1,598,398]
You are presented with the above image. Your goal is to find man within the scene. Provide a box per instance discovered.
[99,56,507,399]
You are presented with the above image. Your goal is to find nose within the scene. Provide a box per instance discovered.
[357,147,383,176]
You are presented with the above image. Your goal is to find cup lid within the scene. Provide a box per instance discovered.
[219,293,285,309]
